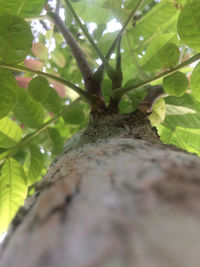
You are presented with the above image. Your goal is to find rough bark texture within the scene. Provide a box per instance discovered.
[1,112,200,267]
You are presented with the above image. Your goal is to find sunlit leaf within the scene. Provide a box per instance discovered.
[148,98,166,125]
[0,117,22,148]
[177,1,200,51]
[157,43,180,68]
[190,62,200,101]
[163,71,188,97]
[0,158,27,234]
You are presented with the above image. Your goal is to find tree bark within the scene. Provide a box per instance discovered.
[1,113,200,267]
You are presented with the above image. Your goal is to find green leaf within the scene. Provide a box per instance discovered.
[148,98,166,125]
[28,76,50,102]
[0,14,33,64]
[63,105,85,125]
[190,62,200,101]
[163,71,188,96]
[0,85,16,119]
[39,128,64,155]
[157,43,180,68]
[177,1,200,51]
[140,33,178,71]
[0,158,27,233]
[14,87,44,129]
[41,86,62,114]
[51,50,66,68]
[0,0,45,17]
[93,24,106,40]
[24,143,44,186]
[0,117,22,148]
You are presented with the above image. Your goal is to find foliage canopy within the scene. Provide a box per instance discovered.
[0,0,200,233]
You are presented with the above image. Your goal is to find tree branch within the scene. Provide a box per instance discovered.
[138,85,166,114]
[64,0,113,75]
[0,63,96,104]
[111,53,200,100]
[93,0,144,82]
[48,11,103,96]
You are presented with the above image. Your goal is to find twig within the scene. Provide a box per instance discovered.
[0,98,82,162]
[64,0,113,74]
[0,63,96,103]
[93,0,144,81]
[111,52,200,100]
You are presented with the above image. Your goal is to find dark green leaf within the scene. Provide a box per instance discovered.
[63,105,85,125]
[28,76,50,102]
[0,14,33,64]
[41,86,62,114]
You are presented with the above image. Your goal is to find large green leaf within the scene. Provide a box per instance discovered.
[14,87,44,129]
[158,124,200,156]
[70,0,115,23]
[128,1,179,50]
[24,143,44,186]
[140,33,178,71]
[0,14,33,64]
[157,43,180,68]
[0,117,22,148]
[0,0,45,17]
[0,158,27,233]
[177,1,200,51]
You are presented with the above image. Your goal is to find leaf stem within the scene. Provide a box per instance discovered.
[111,52,200,100]
[0,98,82,162]
[93,0,144,80]
[64,0,113,73]
[0,63,96,103]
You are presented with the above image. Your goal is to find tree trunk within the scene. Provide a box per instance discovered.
[1,112,200,267]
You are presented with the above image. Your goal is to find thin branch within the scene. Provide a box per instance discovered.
[111,52,200,100]
[0,98,82,162]
[0,63,96,103]
[93,0,144,81]
[64,0,113,74]
[48,12,93,83]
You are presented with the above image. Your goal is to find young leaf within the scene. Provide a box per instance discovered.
[14,87,44,129]
[0,158,27,234]
[177,1,200,51]
[0,117,22,148]
[0,14,33,64]
[163,71,188,97]
[157,43,180,68]
[63,105,85,125]
[190,62,200,101]
[148,98,166,125]
[24,143,44,186]
[28,76,50,102]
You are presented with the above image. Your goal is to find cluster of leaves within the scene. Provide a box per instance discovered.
[1,0,200,234]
